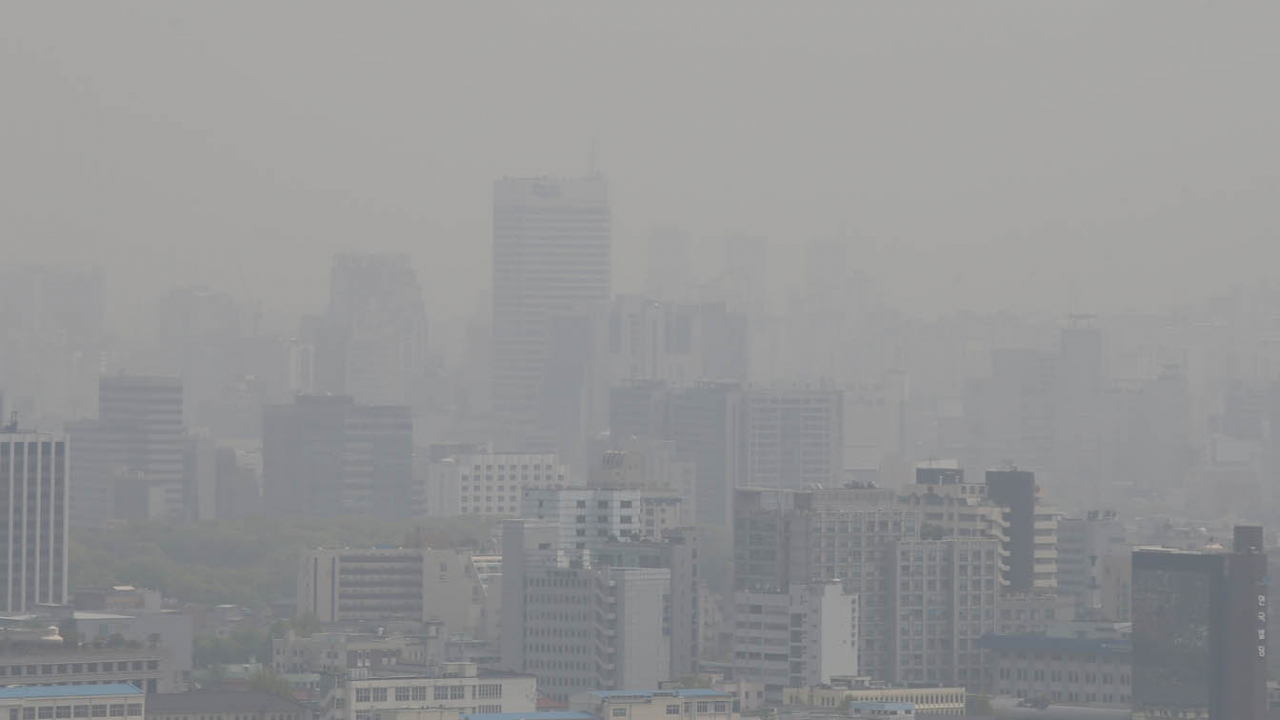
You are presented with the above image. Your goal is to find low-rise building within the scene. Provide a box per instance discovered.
[568,690,736,720]
[298,548,496,639]
[144,691,305,720]
[331,664,536,720]
[0,685,145,720]
[781,679,965,717]
[0,645,176,693]
[978,624,1131,707]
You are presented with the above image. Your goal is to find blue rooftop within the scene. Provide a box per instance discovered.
[465,714,595,720]
[465,707,593,712]
[977,633,1131,655]
[590,690,729,699]
[0,685,143,699]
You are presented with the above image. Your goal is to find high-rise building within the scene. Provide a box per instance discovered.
[263,395,412,519]
[1131,526,1267,720]
[985,469,1057,593]
[498,520,669,701]
[732,486,1006,691]
[97,374,186,521]
[743,386,843,491]
[491,176,611,453]
[323,254,428,407]
[521,486,686,551]
[0,431,69,613]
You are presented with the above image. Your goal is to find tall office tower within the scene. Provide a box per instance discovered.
[0,431,69,613]
[491,176,611,453]
[985,469,1057,593]
[324,253,428,406]
[1132,526,1267,720]
[98,374,186,521]
[743,386,843,491]
[262,395,412,519]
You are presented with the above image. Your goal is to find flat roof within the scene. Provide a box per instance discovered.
[976,634,1131,655]
[0,685,142,699]
[465,707,593,712]
[589,689,729,699]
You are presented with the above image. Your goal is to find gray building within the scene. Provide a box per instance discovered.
[0,430,69,613]
[610,381,745,531]
[262,394,412,519]
[491,176,611,454]
[743,386,843,491]
[0,645,177,693]
[499,520,670,701]
[1056,510,1127,619]
[322,253,429,408]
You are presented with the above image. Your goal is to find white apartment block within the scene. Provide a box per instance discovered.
[426,453,568,517]
[331,664,535,720]
[733,581,859,698]
[521,487,685,551]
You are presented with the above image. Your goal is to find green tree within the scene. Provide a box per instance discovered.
[248,667,294,699]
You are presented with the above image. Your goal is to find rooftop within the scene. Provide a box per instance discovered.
[465,707,593,712]
[144,691,306,714]
[976,634,1131,655]
[0,685,143,699]
[588,690,730,700]
[464,714,595,720]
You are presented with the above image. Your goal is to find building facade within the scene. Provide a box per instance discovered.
[743,387,843,491]
[0,685,144,720]
[732,581,858,698]
[491,176,611,455]
[0,646,176,693]
[333,666,536,720]
[1131,526,1268,720]
[263,395,412,519]
[425,453,568,518]
[521,487,686,551]
[0,431,68,613]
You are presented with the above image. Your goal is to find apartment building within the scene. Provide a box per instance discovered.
[426,453,568,518]
[782,680,965,716]
[145,691,305,720]
[732,581,858,696]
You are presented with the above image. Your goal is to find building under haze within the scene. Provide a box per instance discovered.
[0,430,69,613]
[743,385,843,491]
[262,394,412,519]
[322,253,429,407]
[491,176,611,457]
[1131,526,1267,720]
[70,374,187,523]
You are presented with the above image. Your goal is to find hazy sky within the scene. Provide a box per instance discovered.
[3,2,1278,321]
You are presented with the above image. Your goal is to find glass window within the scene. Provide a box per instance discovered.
[611,710,627,718]
[90,708,107,718]
[108,709,125,719]
[126,708,141,719]
[74,708,90,718]
[56,708,72,719]
[38,709,54,720]
[665,706,680,716]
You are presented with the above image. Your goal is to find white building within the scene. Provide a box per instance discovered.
[521,486,686,551]
[426,452,569,518]
[1,430,69,612]
[332,664,535,720]
[733,581,858,698]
